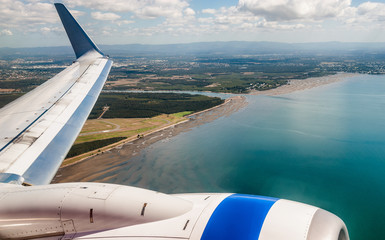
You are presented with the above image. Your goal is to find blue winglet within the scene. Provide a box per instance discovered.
[54,3,104,58]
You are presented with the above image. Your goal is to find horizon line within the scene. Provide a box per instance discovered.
[4,40,385,49]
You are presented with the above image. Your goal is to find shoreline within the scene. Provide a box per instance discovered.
[53,72,356,183]
[53,95,247,183]
[55,96,244,169]
[249,72,358,96]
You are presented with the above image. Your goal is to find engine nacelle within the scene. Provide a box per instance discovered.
[199,194,349,240]
[259,199,349,240]
[0,182,192,239]
[0,183,349,240]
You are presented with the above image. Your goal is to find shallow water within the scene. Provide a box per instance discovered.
[102,75,385,240]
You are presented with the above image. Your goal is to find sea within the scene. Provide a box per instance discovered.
[106,74,385,240]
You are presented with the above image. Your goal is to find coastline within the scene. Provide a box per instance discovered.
[53,95,247,182]
[53,73,356,183]
[249,72,358,96]
[60,96,239,168]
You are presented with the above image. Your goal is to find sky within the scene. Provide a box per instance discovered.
[2,0,385,47]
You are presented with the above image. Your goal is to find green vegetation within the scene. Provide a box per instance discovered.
[0,92,224,119]
[75,125,158,143]
[0,78,47,91]
[0,93,23,108]
[2,52,385,94]
[105,56,338,93]
[89,92,224,119]
[171,111,193,117]
[66,137,125,158]
[64,114,190,163]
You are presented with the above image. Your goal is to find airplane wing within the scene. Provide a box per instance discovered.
[0,3,112,185]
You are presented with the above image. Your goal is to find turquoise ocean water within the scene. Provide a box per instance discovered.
[107,75,385,239]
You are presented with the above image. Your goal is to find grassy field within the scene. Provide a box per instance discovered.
[171,111,193,117]
[75,114,185,143]
[63,113,189,166]
[79,120,116,134]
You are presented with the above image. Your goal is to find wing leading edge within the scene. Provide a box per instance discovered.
[0,3,112,185]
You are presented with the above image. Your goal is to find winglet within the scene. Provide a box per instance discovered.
[54,3,104,59]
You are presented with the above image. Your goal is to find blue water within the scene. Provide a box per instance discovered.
[108,75,385,240]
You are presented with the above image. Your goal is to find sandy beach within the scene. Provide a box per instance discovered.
[250,72,358,96]
[53,73,356,183]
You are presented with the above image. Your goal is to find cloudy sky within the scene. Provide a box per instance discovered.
[2,0,385,47]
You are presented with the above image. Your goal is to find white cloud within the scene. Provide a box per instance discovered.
[0,29,13,36]
[357,2,381,15]
[99,0,385,43]
[198,17,213,24]
[0,0,86,34]
[116,20,135,26]
[343,2,385,25]
[184,8,195,16]
[258,21,306,30]
[198,6,261,28]
[238,0,351,21]
[40,27,51,33]
[63,0,142,12]
[64,0,190,19]
[202,9,217,15]
[0,0,58,28]
[3,0,385,46]
[39,26,62,34]
[137,5,183,19]
[91,12,121,21]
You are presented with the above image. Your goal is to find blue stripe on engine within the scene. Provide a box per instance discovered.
[201,194,278,240]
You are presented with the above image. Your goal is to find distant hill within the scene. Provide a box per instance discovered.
[101,42,385,56]
[0,46,73,57]
[3,41,385,57]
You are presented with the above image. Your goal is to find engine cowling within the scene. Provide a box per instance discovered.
[0,182,192,239]
[200,194,348,240]
[0,183,349,240]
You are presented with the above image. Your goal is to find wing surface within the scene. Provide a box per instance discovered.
[0,3,112,185]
